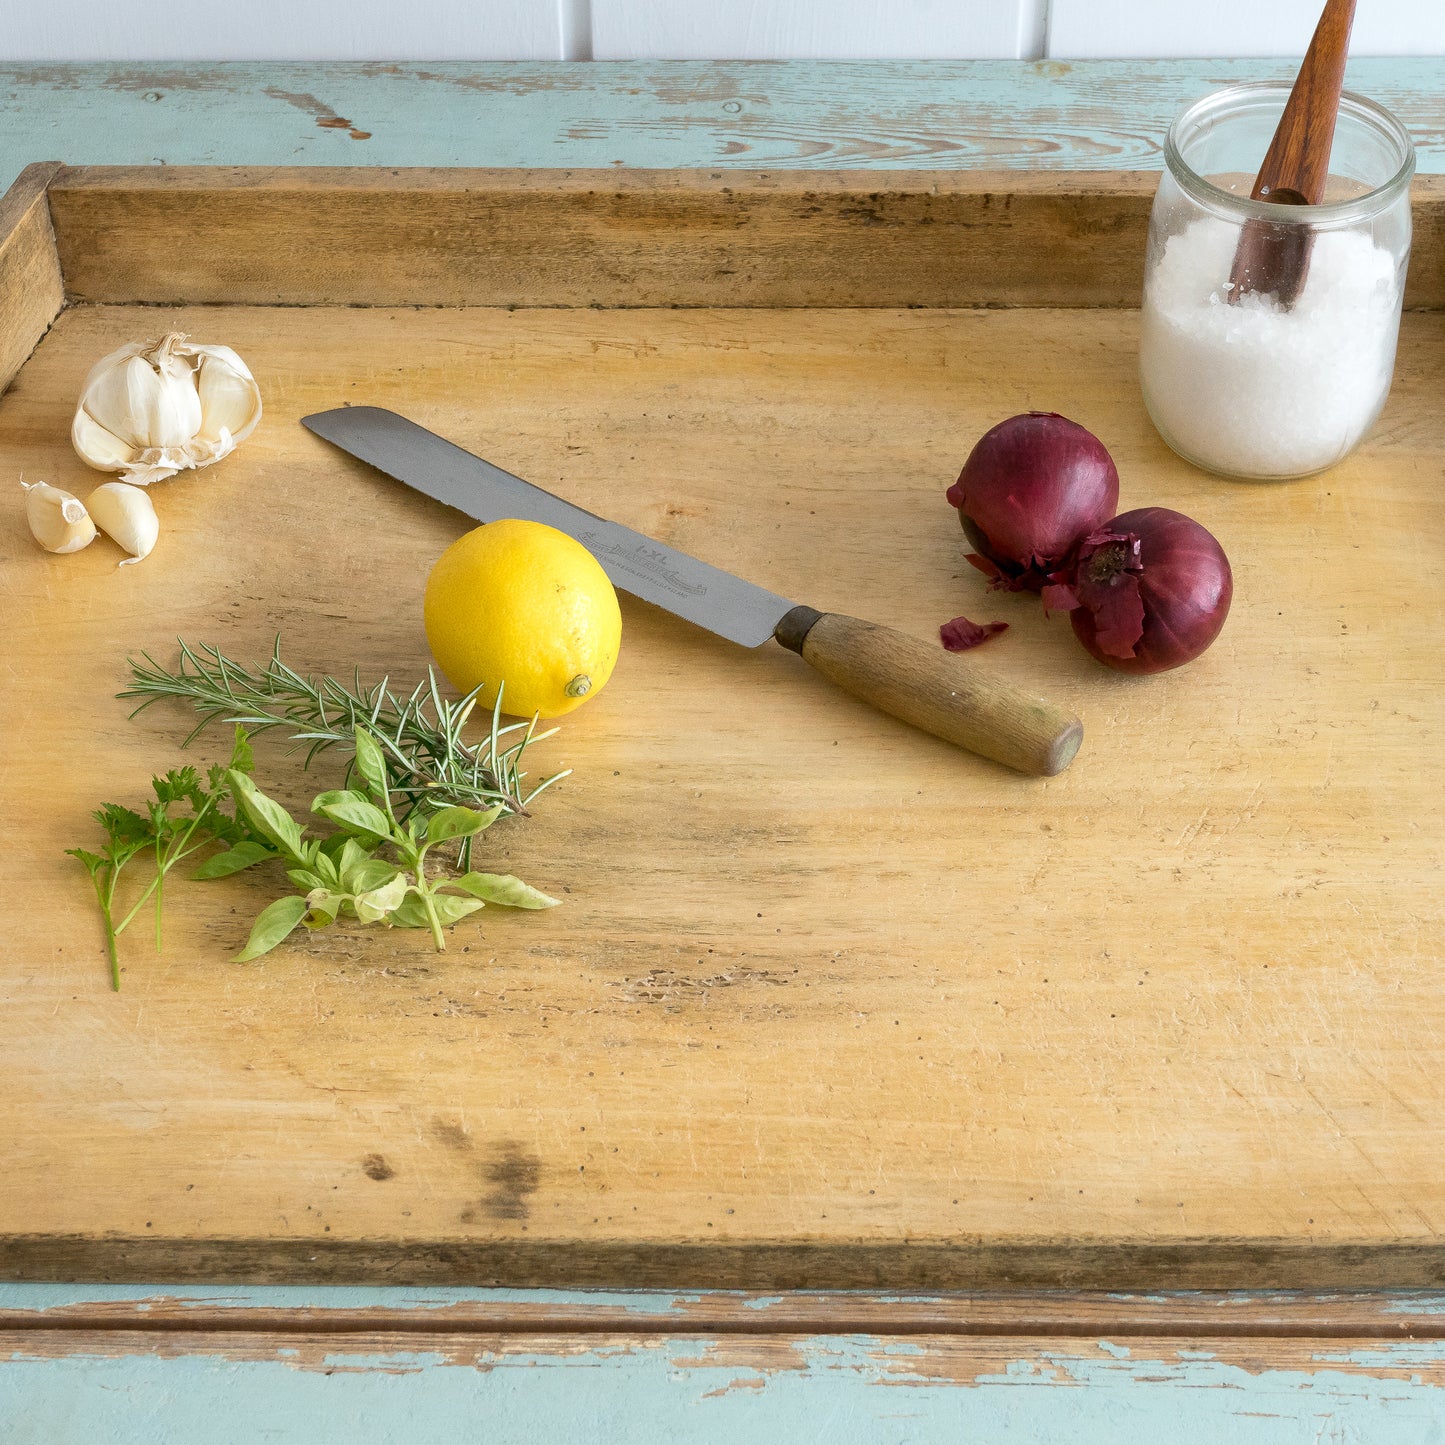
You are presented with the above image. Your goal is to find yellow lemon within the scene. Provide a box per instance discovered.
[424,519,621,718]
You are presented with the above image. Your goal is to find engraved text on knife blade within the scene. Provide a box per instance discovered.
[576,531,709,599]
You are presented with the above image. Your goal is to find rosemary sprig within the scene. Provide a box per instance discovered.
[121,639,568,867]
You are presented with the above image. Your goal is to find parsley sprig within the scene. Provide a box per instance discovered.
[67,726,260,989]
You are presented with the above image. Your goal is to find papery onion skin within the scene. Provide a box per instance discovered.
[1069,507,1232,675]
[939,615,1009,652]
[945,412,1120,593]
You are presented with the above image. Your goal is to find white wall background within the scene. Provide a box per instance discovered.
[4,0,1443,61]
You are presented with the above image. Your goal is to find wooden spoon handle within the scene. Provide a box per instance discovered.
[1251,0,1357,207]
[774,607,1083,777]
[1227,0,1357,304]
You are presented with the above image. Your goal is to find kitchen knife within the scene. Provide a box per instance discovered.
[300,407,1083,776]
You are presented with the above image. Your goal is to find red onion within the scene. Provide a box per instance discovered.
[1057,507,1232,675]
[945,413,1119,593]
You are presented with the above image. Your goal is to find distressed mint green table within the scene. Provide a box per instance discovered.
[4,58,1445,1443]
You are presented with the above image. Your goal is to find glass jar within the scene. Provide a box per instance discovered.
[1139,83,1415,480]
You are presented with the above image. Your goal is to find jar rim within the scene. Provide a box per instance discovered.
[1163,82,1416,225]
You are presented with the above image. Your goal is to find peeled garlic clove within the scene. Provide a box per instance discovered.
[22,480,96,553]
[195,346,262,446]
[87,481,159,566]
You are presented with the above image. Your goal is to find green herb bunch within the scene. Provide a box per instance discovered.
[67,726,261,990]
[215,725,557,960]
[69,722,559,988]
[123,639,568,870]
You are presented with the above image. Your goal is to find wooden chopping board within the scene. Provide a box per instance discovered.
[3,239,1445,1286]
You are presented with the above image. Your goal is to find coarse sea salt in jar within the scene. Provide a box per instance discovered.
[1140,84,1415,481]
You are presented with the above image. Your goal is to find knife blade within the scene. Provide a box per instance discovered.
[303,406,792,648]
[300,406,1083,776]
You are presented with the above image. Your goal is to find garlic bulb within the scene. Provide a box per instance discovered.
[72,332,261,486]
[87,481,159,566]
[22,480,96,553]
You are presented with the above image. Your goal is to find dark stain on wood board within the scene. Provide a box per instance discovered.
[431,1122,542,1225]
[480,1143,542,1223]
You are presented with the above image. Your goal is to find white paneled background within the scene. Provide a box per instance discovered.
[1048,0,1444,58]
[590,0,1041,61]
[3,0,1442,60]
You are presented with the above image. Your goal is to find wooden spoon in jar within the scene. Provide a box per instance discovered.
[1227,0,1357,306]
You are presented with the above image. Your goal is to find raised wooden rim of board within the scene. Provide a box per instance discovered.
[3,162,1443,392]
[10,1233,1445,1290]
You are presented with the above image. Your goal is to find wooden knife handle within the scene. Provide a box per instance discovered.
[774,607,1082,777]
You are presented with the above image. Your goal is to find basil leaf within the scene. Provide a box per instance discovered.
[428,893,486,927]
[234,895,309,961]
[344,858,399,895]
[311,851,342,889]
[354,872,408,923]
[352,727,391,800]
[335,838,370,876]
[312,790,392,841]
[387,895,432,929]
[425,805,503,845]
[192,840,274,880]
[304,888,344,927]
[286,868,325,891]
[228,771,307,862]
[447,872,560,909]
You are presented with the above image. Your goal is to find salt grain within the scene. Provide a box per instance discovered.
[1139,217,1402,478]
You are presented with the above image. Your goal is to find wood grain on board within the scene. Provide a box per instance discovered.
[0,163,64,393]
[47,166,1166,308]
[2,169,1443,1288]
[42,167,1445,311]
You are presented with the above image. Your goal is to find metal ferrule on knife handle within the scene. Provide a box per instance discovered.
[774,605,1083,777]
